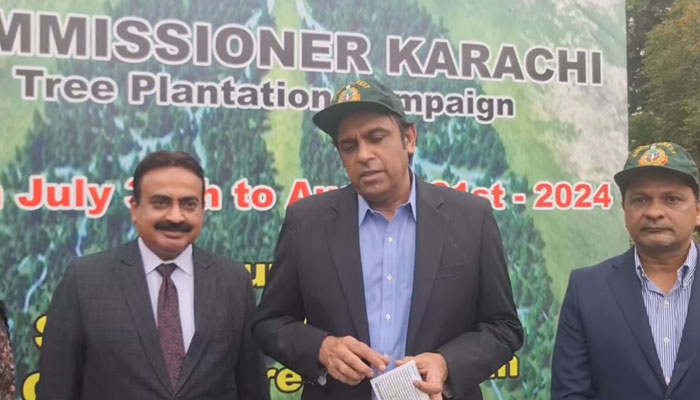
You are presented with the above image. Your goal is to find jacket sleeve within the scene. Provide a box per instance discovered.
[252,205,330,382]
[236,276,271,400]
[436,204,524,397]
[551,270,597,400]
[37,261,86,400]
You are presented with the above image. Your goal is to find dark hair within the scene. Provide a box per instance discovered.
[391,113,416,164]
[132,151,205,203]
[332,110,416,163]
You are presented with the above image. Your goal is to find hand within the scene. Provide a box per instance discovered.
[318,335,390,386]
[396,352,449,400]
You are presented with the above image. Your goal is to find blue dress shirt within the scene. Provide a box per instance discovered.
[358,171,417,398]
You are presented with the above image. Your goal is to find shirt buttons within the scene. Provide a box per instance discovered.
[664,299,669,307]
[385,314,391,320]
[663,337,670,344]
[665,377,670,384]
[387,236,393,243]
[387,274,393,281]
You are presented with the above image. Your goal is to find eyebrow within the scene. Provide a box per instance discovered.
[150,194,200,202]
[627,189,688,197]
[363,127,389,136]
[179,196,200,203]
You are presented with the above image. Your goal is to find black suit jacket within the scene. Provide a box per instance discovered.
[37,240,269,400]
[253,179,523,400]
[552,245,700,400]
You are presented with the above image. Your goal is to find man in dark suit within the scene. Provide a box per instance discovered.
[552,142,700,399]
[253,79,523,400]
[37,151,268,400]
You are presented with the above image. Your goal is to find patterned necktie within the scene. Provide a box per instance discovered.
[156,263,185,389]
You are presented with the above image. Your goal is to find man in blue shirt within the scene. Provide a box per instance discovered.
[552,142,700,399]
[253,79,522,400]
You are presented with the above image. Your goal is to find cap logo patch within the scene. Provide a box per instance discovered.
[339,85,361,102]
[638,144,669,166]
[333,80,372,104]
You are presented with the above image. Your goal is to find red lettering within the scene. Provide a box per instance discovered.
[46,183,71,209]
[205,181,222,211]
[251,185,276,211]
[286,179,312,207]
[232,178,252,210]
[15,175,44,210]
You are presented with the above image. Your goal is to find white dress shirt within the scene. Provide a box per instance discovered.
[138,238,195,351]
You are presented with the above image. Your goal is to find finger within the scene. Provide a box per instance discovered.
[359,348,390,371]
[413,379,443,394]
[332,372,362,387]
[348,340,389,371]
[331,359,365,385]
[339,347,375,378]
[395,356,415,367]
[331,371,361,386]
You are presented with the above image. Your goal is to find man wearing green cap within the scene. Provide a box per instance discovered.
[552,142,700,399]
[254,79,523,400]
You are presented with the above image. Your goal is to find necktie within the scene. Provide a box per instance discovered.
[156,263,185,389]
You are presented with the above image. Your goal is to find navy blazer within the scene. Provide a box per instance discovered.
[551,244,700,400]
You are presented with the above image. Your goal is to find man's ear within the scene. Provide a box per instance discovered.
[129,196,139,223]
[405,124,417,155]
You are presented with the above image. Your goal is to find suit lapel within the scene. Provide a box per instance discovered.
[667,243,700,394]
[327,186,371,344]
[118,241,172,394]
[606,249,665,385]
[406,180,448,353]
[174,246,216,394]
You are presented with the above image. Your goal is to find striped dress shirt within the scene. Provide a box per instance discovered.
[358,171,417,400]
[635,243,697,385]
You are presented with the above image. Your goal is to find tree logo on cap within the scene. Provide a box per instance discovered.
[638,143,672,166]
[340,85,361,102]
[334,80,371,103]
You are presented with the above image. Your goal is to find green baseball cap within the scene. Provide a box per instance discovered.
[312,79,406,137]
[614,142,699,192]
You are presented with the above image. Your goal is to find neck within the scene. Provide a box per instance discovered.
[637,241,693,273]
[368,171,412,221]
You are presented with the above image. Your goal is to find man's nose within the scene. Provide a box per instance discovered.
[644,199,666,220]
[356,141,373,162]
[165,204,185,223]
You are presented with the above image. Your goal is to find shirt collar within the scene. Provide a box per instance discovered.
[138,237,194,276]
[634,242,697,287]
[358,168,417,225]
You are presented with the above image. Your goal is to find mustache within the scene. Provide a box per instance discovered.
[154,221,193,233]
